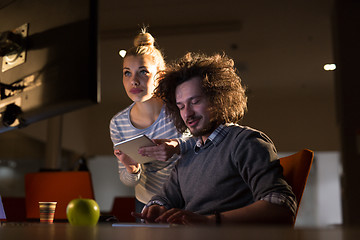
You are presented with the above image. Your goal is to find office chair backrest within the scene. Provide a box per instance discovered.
[279,149,314,221]
[25,171,95,220]
[110,196,136,222]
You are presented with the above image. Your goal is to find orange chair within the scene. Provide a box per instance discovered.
[25,171,95,221]
[279,149,314,223]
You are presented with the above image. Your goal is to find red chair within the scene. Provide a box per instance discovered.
[279,149,314,223]
[110,197,136,222]
[1,197,27,222]
[25,171,95,221]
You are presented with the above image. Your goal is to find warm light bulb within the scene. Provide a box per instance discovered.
[118,50,126,58]
[323,64,336,71]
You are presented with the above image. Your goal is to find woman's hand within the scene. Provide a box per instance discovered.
[138,139,180,161]
[114,149,140,174]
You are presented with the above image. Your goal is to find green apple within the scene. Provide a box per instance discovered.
[66,198,100,226]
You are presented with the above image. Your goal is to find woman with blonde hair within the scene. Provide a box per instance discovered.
[109,29,192,219]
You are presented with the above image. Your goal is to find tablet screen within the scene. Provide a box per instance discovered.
[114,135,157,164]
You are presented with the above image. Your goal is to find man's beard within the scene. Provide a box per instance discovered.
[190,119,218,138]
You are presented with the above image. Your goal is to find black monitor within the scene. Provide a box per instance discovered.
[0,0,99,133]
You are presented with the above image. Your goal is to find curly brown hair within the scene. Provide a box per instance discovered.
[154,52,248,133]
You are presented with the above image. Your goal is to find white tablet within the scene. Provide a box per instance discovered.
[113,135,157,164]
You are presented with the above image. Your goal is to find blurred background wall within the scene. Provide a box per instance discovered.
[1,0,348,227]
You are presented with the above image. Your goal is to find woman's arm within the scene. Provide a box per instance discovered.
[114,150,141,186]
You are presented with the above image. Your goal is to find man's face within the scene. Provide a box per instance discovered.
[175,77,217,140]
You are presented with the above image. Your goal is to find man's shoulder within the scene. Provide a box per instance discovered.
[226,124,262,135]
[225,125,272,143]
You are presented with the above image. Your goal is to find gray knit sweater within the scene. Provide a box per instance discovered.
[149,125,296,216]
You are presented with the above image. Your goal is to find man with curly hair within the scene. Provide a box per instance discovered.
[133,52,297,225]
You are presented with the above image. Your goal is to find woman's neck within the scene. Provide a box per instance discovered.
[130,98,163,129]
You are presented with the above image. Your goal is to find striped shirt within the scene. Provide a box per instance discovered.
[109,103,193,204]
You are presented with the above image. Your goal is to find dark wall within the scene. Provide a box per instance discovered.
[333,0,360,226]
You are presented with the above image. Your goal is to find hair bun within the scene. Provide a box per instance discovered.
[133,32,155,47]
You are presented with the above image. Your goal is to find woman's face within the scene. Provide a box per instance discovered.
[122,55,159,103]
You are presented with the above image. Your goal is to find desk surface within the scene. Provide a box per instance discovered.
[0,222,357,240]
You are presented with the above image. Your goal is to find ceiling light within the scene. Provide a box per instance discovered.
[324,64,336,71]
[118,50,126,58]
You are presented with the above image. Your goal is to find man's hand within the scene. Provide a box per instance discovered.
[138,139,180,161]
[155,208,212,225]
[114,149,140,174]
[132,206,212,225]
[131,205,167,223]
